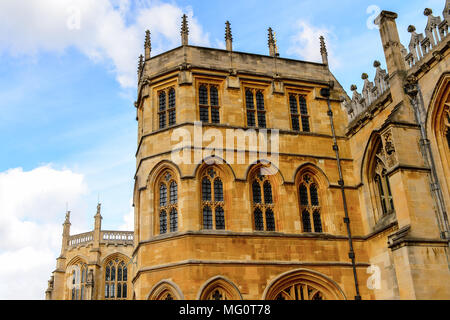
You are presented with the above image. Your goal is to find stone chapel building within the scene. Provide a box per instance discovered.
[46,1,450,300]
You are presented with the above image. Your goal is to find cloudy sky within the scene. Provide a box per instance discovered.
[0,0,445,299]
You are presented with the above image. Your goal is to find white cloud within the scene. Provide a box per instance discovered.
[0,0,210,88]
[118,198,134,231]
[0,165,87,299]
[287,20,339,67]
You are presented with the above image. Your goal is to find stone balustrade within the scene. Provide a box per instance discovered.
[68,232,94,247]
[68,231,134,247]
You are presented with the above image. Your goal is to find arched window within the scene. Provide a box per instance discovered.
[251,172,275,231]
[105,259,128,300]
[158,87,176,129]
[157,171,178,234]
[245,89,266,128]
[201,168,225,230]
[275,283,324,300]
[373,156,394,216]
[288,94,310,132]
[71,263,87,300]
[199,84,220,123]
[298,174,322,233]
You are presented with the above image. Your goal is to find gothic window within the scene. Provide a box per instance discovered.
[201,168,225,230]
[71,263,87,300]
[289,94,310,132]
[199,84,220,123]
[251,173,276,231]
[275,283,325,300]
[373,158,394,216]
[298,174,322,233]
[245,89,266,128]
[158,87,176,129]
[105,259,128,300]
[157,171,178,234]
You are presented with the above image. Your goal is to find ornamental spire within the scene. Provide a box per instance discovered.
[144,30,151,60]
[320,36,328,65]
[225,21,233,51]
[268,27,276,56]
[181,14,189,46]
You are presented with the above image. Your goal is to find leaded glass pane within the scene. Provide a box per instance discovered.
[254,209,264,231]
[301,116,310,132]
[168,89,175,109]
[313,210,322,233]
[299,96,308,114]
[123,267,127,281]
[299,184,308,206]
[215,207,225,230]
[210,87,219,106]
[160,210,167,234]
[292,116,300,131]
[302,210,312,232]
[105,284,109,298]
[258,112,266,128]
[252,181,262,204]
[202,178,211,201]
[160,184,167,206]
[245,90,254,109]
[159,112,166,129]
[117,283,122,298]
[168,109,176,126]
[118,266,122,281]
[266,209,275,231]
[199,85,208,105]
[170,209,178,232]
[80,286,84,300]
[170,182,177,204]
[247,111,255,127]
[159,92,166,111]
[105,266,110,281]
[214,179,223,202]
[110,284,115,298]
[203,206,213,229]
[123,284,127,298]
[289,95,298,114]
[310,184,319,206]
[111,266,115,281]
[211,107,220,123]
[256,92,264,110]
[200,106,209,122]
[263,181,273,204]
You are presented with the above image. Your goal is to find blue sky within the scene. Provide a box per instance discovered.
[0,0,445,299]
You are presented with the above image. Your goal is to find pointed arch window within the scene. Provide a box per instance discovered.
[71,263,87,300]
[245,89,266,128]
[251,172,276,231]
[157,172,178,234]
[199,84,220,123]
[201,168,225,230]
[298,174,322,233]
[289,94,310,132]
[373,158,394,217]
[158,87,176,129]
[104,259,128,300]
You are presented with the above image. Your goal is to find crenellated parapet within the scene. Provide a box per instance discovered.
[405,4,449,68]
[343,61,390,121]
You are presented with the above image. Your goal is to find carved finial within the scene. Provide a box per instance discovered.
[361,73,369,80]
[319,36,328,65]
[138,54,144,76]
[64,210,71,224]
[407,25,416,33]
[424,8,432,16]
[268,27,276,56]
[181,14,189,46]
[373,60,381,68]
[225,21,232,51]
[144,30,151,60]
[351,84,357,91]
[96,203,102,216]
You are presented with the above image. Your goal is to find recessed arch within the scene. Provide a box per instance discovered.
[101,252,131,266]
[147,280,184,300]
[262,268,346,300]
[193,155,237,181]
[197,276,243,300]
[146,159,182,188]
[66,255,88,268]
[245,159,285,185]
[293,162,330,189]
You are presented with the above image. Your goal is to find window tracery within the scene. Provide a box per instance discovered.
[157,171,178,234]
[298,174,322,233]
[201,168,225,230]
[251,172,275,231]
[104,259,128,300]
